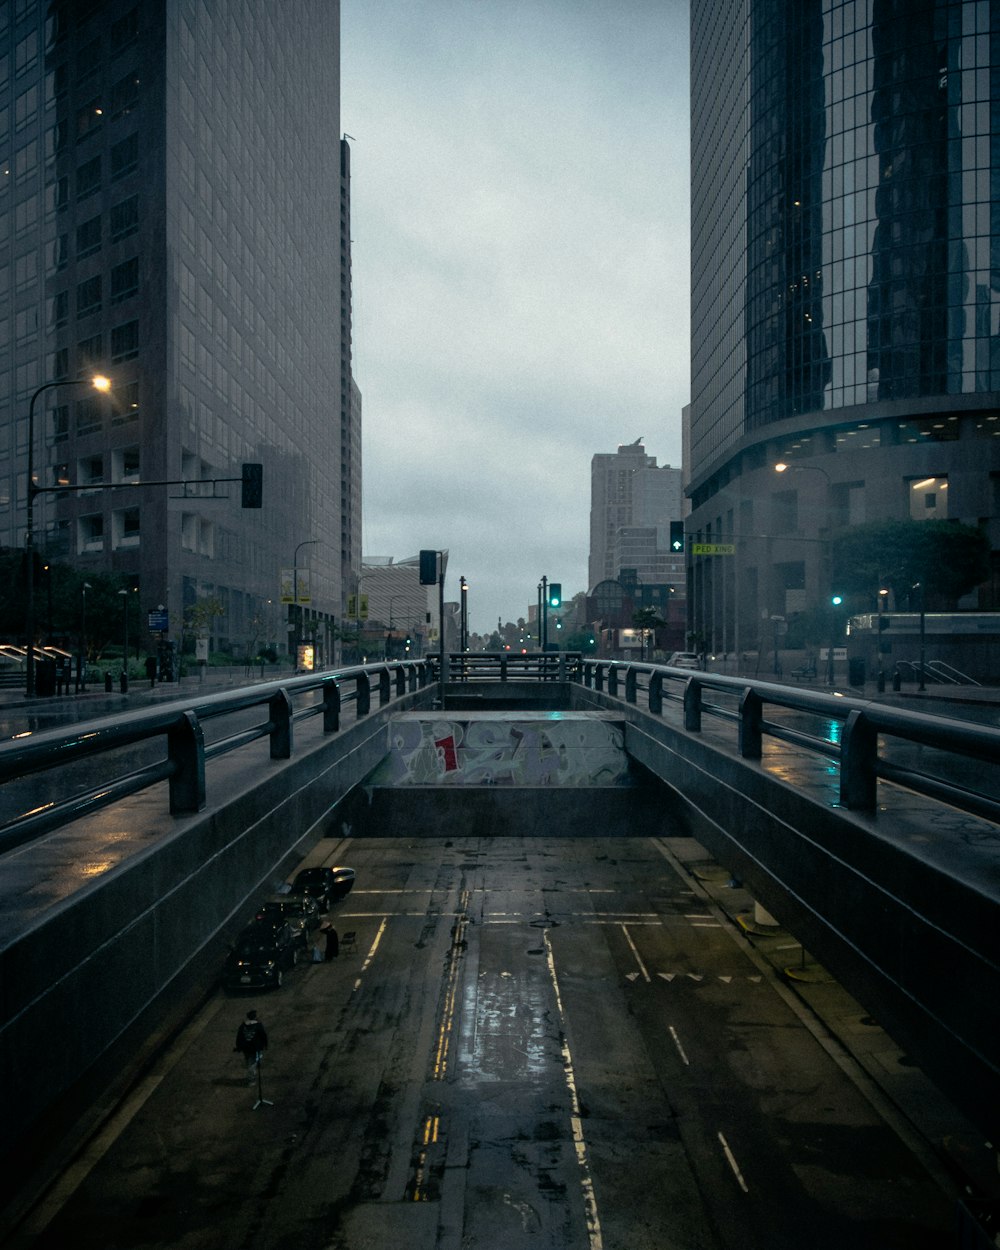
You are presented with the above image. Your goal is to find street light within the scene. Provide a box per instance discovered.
[78,582,92,693]
[292,539,319,668]
[876,586,889,691]
[25,374,111,696]
[118,588,129,689]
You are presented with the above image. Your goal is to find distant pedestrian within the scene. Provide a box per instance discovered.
[234,1009,268,1084]
[321,921,339,960]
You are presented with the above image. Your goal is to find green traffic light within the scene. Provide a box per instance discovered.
[831,594,843,605]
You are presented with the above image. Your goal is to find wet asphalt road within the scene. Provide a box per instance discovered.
[11,835,953,1250]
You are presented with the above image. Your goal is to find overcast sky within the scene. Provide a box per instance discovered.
[341,0,690,635]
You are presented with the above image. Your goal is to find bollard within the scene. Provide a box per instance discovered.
[120,670,128,694]
[105,672,113,693]
[892,669,901,692]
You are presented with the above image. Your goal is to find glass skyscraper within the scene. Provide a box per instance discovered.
[688,0,1000,654]
[0,1,356,663]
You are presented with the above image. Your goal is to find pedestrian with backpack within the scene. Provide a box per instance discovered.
[234,1009,268,1084]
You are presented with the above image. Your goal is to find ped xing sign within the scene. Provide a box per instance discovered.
[691,542,736,556]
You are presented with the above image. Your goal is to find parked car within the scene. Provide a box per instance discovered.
[667,651,700,670]
[256,893,321,938]
[289,865,355,911]
[224,919,299,990]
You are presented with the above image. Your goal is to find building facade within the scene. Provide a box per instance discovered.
[688,0,1000,656]
[0,1,355,662]
[588,439,684,592]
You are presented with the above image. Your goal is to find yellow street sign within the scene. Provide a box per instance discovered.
[691,542,736,556]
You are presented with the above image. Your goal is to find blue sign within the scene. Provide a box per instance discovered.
[148,610,169,633]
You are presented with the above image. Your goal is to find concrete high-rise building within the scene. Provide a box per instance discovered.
[1,2,356,663]
[688,1,1000,654]
[588,439,684,591]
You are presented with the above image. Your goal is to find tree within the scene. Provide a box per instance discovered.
[831,520,990,609]
[632,607,666,660]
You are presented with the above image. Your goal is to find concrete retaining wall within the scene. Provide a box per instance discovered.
[0,690,430,1216]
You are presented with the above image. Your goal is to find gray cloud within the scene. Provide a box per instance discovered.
[343,0,690,632]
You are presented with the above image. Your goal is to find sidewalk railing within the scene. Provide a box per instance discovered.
[579,658,1000,823]
[0,659,433,855]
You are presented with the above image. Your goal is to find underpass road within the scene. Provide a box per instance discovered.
[10,836,953,1250]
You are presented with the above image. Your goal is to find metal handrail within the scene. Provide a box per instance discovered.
[578,658,1000,821]
[0,659,433,855]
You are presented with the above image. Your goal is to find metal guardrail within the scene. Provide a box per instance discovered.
[0,659,434,855]
[579,658,1000,823]
[443,651,584,681]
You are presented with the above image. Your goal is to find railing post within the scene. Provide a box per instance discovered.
[268,689,292,759]
[841,708,878,811]
[356,670,371,716]
[407,665,417,692]
[649,670,663,715]
[322,677,341,732]
[738,687,763,759]
[559,652,567,682]
[395,665,406,697]
[683,677,702,732]
[608,665,619,698]
[167,710,206,813]
[379,668,391,706]
[595,663,605,691]
[624,667,637,704]
[500,654,508,682]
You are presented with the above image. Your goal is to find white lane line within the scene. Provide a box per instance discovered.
[668,1025,690,1066]
[353,917,387,992]
[544,931,604,1250]
[718,1131,749,1193]
[620,924,651,983]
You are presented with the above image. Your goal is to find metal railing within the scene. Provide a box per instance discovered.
[443,650,583,681]
[579,658,1000,823]
[0,659,433,855]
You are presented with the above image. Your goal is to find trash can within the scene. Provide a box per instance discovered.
[848,657,865,687]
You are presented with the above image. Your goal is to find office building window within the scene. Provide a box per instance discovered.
[14,84,37,130]
[76,98,103,139]
[14,195,38,235]
[114,506,140,547]
[48,234,67,271]
[47,176,68,213]
[14,139,37,179]
[49,347,68,380]
[46,63,68,102]
[14,250,37,289]
[112,378,139,426]
[15,306,37,341]
[110,133,138,180]
[78,454,104,487]
[78,513,104,552]
[45,119,67,157]
[50,403,69,442]
[75,395,103,435]
[110,72,139,117]
[76,274,102,316]
[110,256,138,303]
[15,31,38,76]
[76,214,101,257]
[77,332,102,372]
[110,319,138,361]
[109,194,138,240]
[113,445,140,480]
[909,476,948,521]
[76,155,101,197]
[76,36,101,80]
[49,290,68,326]
[110,9,139,54]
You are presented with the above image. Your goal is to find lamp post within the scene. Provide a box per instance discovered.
[292,539,319,669]
[78,581,92,693]
[913,581,926,691]
[118,588,129,690]
[876,586,889,691]
[24,374,111,696]
[459,575,468,654]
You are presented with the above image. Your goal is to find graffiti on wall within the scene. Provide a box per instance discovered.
[370,714,630,787]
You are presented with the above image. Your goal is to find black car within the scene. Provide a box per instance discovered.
[289,865,355,911]
[224,919,299,990]
[255,894,321,950]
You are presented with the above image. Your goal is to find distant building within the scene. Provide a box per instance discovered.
[687,1,1000,656]
[358,553,450,657]
[1,3,356,663]
[588,439,684,593]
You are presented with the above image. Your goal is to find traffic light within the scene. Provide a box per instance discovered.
[669,520,685,553]
[241,462,263,508]
[548,582,562,608]
[831,594,843,606]
[419,549,438,585]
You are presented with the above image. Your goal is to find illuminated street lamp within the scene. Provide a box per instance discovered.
[25,374,111,696]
